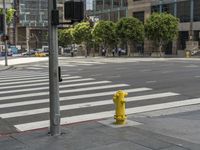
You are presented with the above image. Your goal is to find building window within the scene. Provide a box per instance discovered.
[113,0,120,8]
[177,0,190,22]
[133,11,144,23]
[194,0,200,21]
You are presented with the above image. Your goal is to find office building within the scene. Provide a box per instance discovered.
[128,0,199,55]
[93,0,199,55]
[92,0,128,22]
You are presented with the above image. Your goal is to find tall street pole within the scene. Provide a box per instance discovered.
[189,0,194,41]
[3,0,8,66]
[48,0,61,136]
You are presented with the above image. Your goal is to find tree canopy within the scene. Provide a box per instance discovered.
[92,20,117,48]
[116,17,144,43]
[58,28,74,47]
[145,13,179,47]
[73,22,92,44]
[0,8,15,24]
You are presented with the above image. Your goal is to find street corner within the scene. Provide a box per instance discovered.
[0,118,18,136]
[0,65,14,71]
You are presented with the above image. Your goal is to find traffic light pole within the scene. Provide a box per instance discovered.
[48,0,61,136]
[3,0,8,66]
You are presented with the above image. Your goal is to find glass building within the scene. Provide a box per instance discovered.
[92,0,128,22]
[15,0,65,50]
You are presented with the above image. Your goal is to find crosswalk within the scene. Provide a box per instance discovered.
[15,60,107,70]
[0,70,200,132]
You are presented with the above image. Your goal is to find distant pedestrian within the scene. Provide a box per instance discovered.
[118,48,121,57]
[102,48,105,56]
[112,49,115,57]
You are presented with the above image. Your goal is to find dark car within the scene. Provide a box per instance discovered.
[1,51,13,56]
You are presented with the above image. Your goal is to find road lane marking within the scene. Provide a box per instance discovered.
[15,97,200,131]
[0,88,152,108]
[0,75,69,83]
[0,74,49,80]
[0,81,111,94]
[0,78,95,90]
[0,84,129,101]
[0,92,179,118]
[0,76,82,86]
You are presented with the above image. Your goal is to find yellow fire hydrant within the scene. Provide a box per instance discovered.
[113,90,128,125]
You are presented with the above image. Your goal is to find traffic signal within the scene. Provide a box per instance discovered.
[64,1,84,23]
[1,35,9,42]
[0,14,4,33]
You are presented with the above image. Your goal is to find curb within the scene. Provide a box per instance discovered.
[0,65,15,71]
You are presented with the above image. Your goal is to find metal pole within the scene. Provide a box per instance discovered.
[174,0,177,17]
[159,0,163,13]
[48,0,61,136]
[3,0,8,66]
[26,27,30,56]
[189,0,194,41]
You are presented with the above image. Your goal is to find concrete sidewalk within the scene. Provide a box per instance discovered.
[0,57,48,66]
[0,65,13,71]
[1,108,200,150]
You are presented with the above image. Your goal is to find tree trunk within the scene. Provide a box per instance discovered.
[159,44,162,57]
[83,42,87,57]
[127,41,131,57]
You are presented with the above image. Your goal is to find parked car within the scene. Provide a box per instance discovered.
[1,51,13,56]
[35,50,48,57]
[22,49,38,56]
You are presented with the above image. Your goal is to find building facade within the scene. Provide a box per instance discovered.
[128,0,200,55]
[0,0,15,47]
[92,0,128,22]
[93,0,199,55]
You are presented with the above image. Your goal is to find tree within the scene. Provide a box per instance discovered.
[58,28,74,47]
[73,22,93,57]
[0,8,15,25]
[145,13,179,56]
[92,20,117,56]
[116,17,144,56]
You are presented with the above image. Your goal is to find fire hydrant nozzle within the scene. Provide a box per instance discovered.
[113,90,128,125]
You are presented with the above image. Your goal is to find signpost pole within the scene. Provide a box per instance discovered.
[48,0,61,136]
[3,0,8,66]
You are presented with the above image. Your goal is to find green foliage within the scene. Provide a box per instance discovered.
[145,13,179,46]
[0,8,15,24]
[58,28,74,47]
[73,22,92,44]
[92,20,117,48]
[116,17,144,43]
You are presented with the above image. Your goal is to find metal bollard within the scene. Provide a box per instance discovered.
[113,90,128,125]
[185,51,191,58]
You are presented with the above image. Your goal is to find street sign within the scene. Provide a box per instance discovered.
[0,14,4,34]
[64,1,84,22]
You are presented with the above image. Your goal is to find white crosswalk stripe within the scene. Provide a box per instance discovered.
[0,84,129,101]
[0,78,95,90]
[0,74,69,83]
[0,70,198,132]
[17,60,107,70]
[0,76,81,86]
[0,81,111,94]
[14,98,200,131]
[0,92,179,118]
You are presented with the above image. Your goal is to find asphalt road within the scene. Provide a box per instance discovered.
[1,57,200,134]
